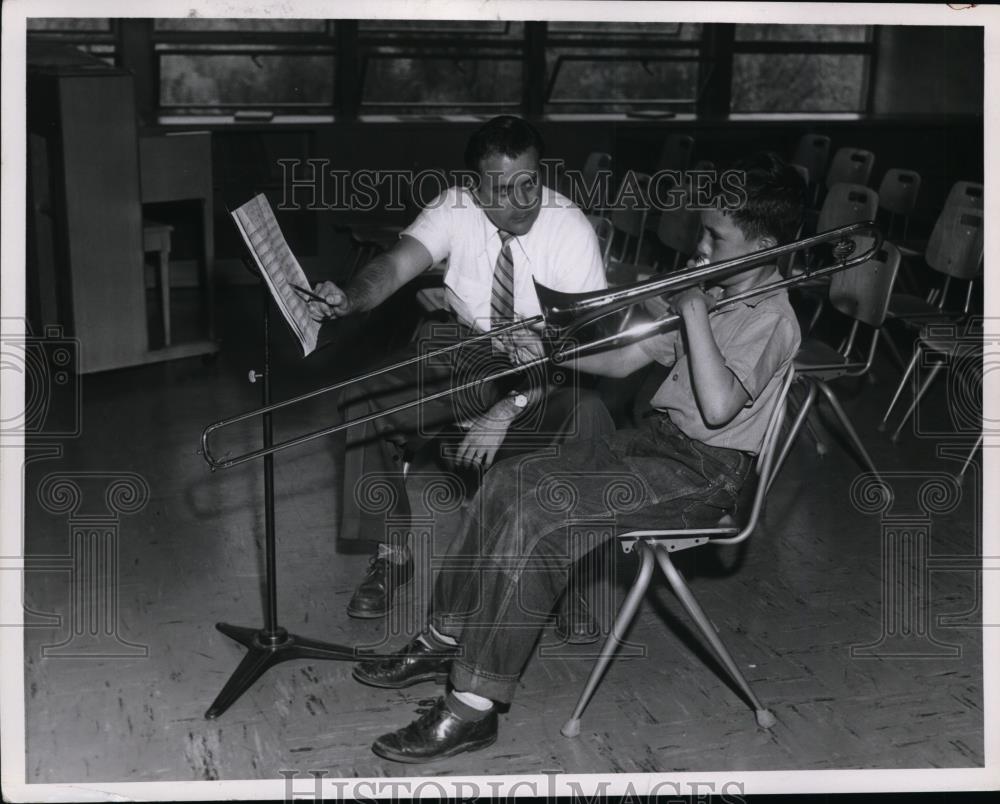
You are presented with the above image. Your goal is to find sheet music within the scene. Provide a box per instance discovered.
[231,193,320,356]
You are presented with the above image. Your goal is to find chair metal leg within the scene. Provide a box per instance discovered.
[561,542,656,738]
[890,360,945,443]
[766,380,817,496]
[880,345,921,431]
[652,546,775,728]
[803,410,828,456]
[815,381,882,483]
[880,330,907,373]
[806,298,825,334]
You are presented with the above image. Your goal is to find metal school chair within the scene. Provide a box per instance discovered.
[562,366,796,738]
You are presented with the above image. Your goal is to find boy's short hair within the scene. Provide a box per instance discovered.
[464,115,545,174]
[724,151,805,246]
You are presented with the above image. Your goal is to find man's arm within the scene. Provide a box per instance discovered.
[309,234,434,319]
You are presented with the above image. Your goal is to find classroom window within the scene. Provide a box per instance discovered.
[731,24,873,113]
[734,24,870,42]
[732,53,868,112]
[27,17,116,63]
[544,22,704,115]
[357,20,523,115]
[152,19,336,115]
[159,48,334,110]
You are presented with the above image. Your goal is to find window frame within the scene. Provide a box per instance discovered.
[26,19,880,122]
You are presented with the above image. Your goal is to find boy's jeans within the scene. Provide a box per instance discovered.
[431,413,752,704]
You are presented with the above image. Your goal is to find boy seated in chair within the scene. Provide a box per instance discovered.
[352,152,804,763]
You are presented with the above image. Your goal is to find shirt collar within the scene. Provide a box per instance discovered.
[715,265,783,310]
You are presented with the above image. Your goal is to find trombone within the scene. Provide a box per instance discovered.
[200,221,882,470]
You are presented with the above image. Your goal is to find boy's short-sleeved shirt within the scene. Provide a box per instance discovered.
[402,185,607,332]
[638,287,801,454]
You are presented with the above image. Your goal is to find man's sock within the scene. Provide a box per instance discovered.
[376,541,411,565]
[416,624,457,651]
[447,690,494,721]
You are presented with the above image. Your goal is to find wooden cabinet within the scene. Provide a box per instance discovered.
[28,62,149,373]
[27,54,218,373]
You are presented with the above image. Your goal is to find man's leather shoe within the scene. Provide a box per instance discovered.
[371,696,497,763]
[556,589,600,645]
[353,636,456,688]
[347,554,413,619]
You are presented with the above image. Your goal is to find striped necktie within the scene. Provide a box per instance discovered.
[490,231,516,330]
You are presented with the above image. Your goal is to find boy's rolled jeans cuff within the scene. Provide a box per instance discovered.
[430,615,521,704]
[449,658,520,705]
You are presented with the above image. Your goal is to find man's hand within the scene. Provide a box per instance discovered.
[453,401,518,469]
[308,281,352,320]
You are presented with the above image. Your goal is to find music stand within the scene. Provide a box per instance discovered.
[204,261,363,720]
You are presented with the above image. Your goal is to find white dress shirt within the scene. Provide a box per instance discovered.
[402,184,607,331]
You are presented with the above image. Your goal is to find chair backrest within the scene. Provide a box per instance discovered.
[925,205,984,280]
[792,134,831,183]
[826,147,875,189]
[877,169,922,216]
[586,214,615,269]
[656,134,695,173]
[943,180,983,213]
[828,240,901,328]
[817,182,879,232]
[789,163,810,187]
[610,171,651,240]
[655,199,701,257]
[621,365,795,546]
[582,151,613,187]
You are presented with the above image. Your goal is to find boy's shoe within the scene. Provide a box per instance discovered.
[371,696,497,763]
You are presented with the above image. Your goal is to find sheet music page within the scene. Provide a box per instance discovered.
[231,193,320,356]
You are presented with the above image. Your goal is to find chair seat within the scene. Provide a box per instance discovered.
[919,331,979,358]
[793,338,866,377]
[886,293,959,325]
[606,261,648,286]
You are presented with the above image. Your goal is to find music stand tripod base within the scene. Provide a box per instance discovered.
[205,624,364,720]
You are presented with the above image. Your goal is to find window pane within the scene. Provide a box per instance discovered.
[160,54,334,108]
[361,57,521,109]
[735,24,869,42]
[731,54,866,112]
[547,51,699,112]
[548,21,702,40]
[154,19,328,32]
[359,20,522,37]
[27,18,111,31]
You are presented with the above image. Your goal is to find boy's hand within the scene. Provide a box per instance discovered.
[670,287,714,317]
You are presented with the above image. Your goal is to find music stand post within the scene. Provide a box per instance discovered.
[204,274,361,720]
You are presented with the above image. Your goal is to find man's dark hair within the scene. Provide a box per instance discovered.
[724,151,805,246]
[464,115,545,174]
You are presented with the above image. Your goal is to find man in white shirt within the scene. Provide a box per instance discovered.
[310,116,608,623]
